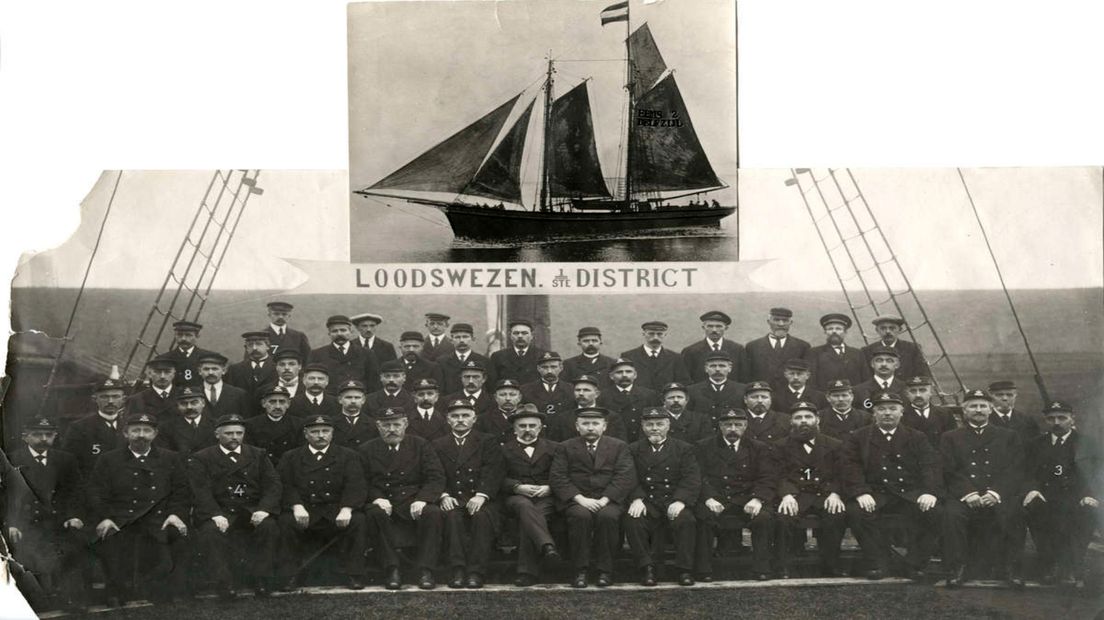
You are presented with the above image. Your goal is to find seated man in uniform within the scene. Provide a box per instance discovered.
[359,407,445,590]
[694,408,776,581]
[276,415,369,591]
[1023,401,1102,585]
[624,407,701,587]
[549,407,636,588]
[500,404,561,587]
[187,414,281,598]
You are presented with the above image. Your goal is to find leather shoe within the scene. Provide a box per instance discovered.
[946,565,967,588]
[596,572,613,587]
[419,569,436,590]
[641,565,657,587]
[541,543,561,560]
[678,573,695,586]
[1005,574,1025,591]
[466,573,484,589]
[448,568,466,589]
[514,573,538,587]
[697,574,713,583]
[571,572,588,588]
[385,567,402,590]
[347,576,366,590]
[777,568,792,580]
[864,569,884,581]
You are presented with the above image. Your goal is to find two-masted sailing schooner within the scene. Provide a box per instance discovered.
[355,2,736,241]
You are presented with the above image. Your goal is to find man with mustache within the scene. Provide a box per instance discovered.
[743,381,791,444]
[263,301,310,360]
[861,314,930,381]
[61,377,128,474]
[332,379,378,450]
[842,391,943,581]
[366,359,415,416]
[244,386,304,464]
[125,354,178,421]
[624,408,701,587]
[772,358,827,414]
[805,313,870,392]
[443,359,495,417]
[276,415,369,591]
[474,379,524,443]
[308,315,380,395]
[398,331,445,387]
[772,402,847,578]
[549,407,636,588]
[553,374,627,442]
[620,321,690,391]
[988,380,1042,440]
[422,312,454,360]
[899,375,957,447]
[438,323,494,394]
[359,408,445,590]
[407,378,450,441]
[745,307,811,384]
[187,414,281,599]
[852,347,908,411]
[680,310,748,384]
[686,352,746,425]
[490,319,546,384]
[196,351,249,418]
[659,383,711,443]
[225,331,277,412]
[563,326,616,383]
[598,358,659,444]
[693,408,776,581]
[817,379,872,441]
[941,389,1025,589]
[432,400,505,589]
[500,404,561,587]
[1022,401,1102,586]
[164,320,217,386]
[521,351,575,430]
[270,349,304,401]
[157,385,219,454]
[87,413,190,606]
[288,363,339,419]
[350,311,397,363]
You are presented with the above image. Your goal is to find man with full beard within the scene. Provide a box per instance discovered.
[500,404,561,587]
[805,313,870,392]
[562,326,616,383]
[598,359,659,443]
[772,402,847,578]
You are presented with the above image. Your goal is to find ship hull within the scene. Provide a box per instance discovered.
[440,204,735,241]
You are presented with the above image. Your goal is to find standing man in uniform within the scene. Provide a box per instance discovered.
[693,408,776,581]
[288,363,339,419]
[621,321,690,391]
[407,378,450,441]
[549,407,636,588]
[87,413,190,606]
[988,380,1042,440]
[422,312,455,360]
[244,386,304,464]
[772,358,827,414]
[490,319,545,384]
[624,408,701,587]
[686,352,746,424]
[842,391,943,580]
[308,315,380,394]
[432,400,505,589]
[772,402,847,577]
[658,383,711,444]
[443,360,495,417]
[264,301,310,359]
[555,375,627,442]
[164,320,216,386]
[500,405,561,586]
[126,354,178,421]
[359,408,444,590]
[745,307,811,384]
[438,323,493,394]
[521,352,575,426]
[598,359,658,444]
[563,326,616,383]
[197,352,250,418]
[62,377,127,474]
[276,415,369,590]
[817,379,871,441]
[861,314,930,380]
[805,313,869,392]
[1023,401,1102,585]
[743,381,791,444]
[351,312,397,363]
[900,375,957,447]
[398,331,445,387]
[681,311,748,384]
[366,359,416,416]
[852,347,908,410]
[187,414,281,598]
[331,379,378,450]
[157,385,218,454]
[225,331,277,410]
[271,349,304,401]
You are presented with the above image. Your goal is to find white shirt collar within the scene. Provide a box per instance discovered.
[130,449,151,459]
[725,437,740,450]
[309,445,329,456]
[28,446,48,458]
[220,445,241,456]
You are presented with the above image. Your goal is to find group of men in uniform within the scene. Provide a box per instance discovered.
[1,302,1100,608]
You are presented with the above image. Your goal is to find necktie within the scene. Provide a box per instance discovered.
[713,383,722,392]
[348,416,357,426]
[881,381,889,390]
[423,410,432,421]
[524,445,535,458]
[315,452,324,461]
[884,432,893,442]
[587,443,597,460]
[252,361,259,370]
[209,385,218,404]
[468,395,476,405]
[159,391,168,400]
[731,442,739,454]
[772,338,779,350]
[390,445,399,453]
[137,455,146,463]
[804,441,814,454]
[652,444,662,453]
[517,349,524,358]
[228,452,238,462]
[974,427,984,436]
[650,351,658,360]
[311,397,319,405]
[459,354,467,364]
[712,343,720,352]
[546,383,553,393]
[108,420,117,430]
[191,419,200,429]
[34,454,47,466]
[456,437,466,448]
[834,346,843,356]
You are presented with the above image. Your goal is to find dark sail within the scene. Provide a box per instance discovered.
[548,82,611,198]
[368,94,520,194]
[628,24,667,99]
[464,100,535,202]
[630,74,722,193]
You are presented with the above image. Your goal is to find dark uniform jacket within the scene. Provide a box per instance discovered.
[852,377,908,411]
[805,344,870,392]
[365,389,416,417]
[359,435,445,507]
[862,339,930,381]
[400,356,445,388]
[771,385,828,414]
[841,424,942,501]
[60,413,126,474]
[745,411,791,444]
[772,433,844,498]
[406,405,451,442]
[501,438,558,490]
[287,392,339,420]
[549,436,636,509]
[356,336,397,364]
[1024,431,1102,499]
[422,335,455,361]
[86,446,190,528]
[901,405,957,448]
[308,343,380,394]
[5,448,83,530]
[438,351,494,395]
[695,435,776,505]
[490,346,547,385]
[686,380,747,424]
[520,380,576,420]
[243,413,304,464]
[277,444,367,521]
[165,345,219,385]
[597,385,660,443]
[562,354,617,384]
[990,409,1042,440]
[204,383,251,419]
[940,425,1023,501]
[745,334,811,384]
[443,389,495,417]
[157,413,218,454]
[628,438,701,508]
[265,325,311,359]
[681,339,749,384]
[126,387,178,420]
[474,409,515,444]
[225,358,277,408]
[817,407,872,441]
[431,431,505,502]
[187,444,281,521]
[332,414,379,450]
[666,410,713,444]
[619,346,690,391]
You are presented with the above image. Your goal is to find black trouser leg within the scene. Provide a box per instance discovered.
[565,504,594,571]
[592,505,622,574]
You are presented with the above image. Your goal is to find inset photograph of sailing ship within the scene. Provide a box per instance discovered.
[348,0,739,262]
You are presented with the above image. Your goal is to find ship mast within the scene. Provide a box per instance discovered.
[539,54,555,212]
[623,1,634,204]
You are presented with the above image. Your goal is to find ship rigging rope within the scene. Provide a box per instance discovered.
[37,171,123,415]
[955,168,1050,401]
